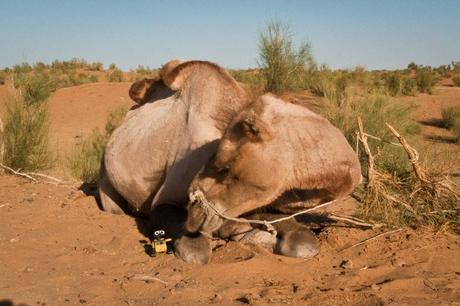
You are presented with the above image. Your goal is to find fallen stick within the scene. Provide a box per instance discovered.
[339,228,403,252]
[28,172,64,183]
[0,163,37,182]
[132,274,168,285]
[328,214,384,228]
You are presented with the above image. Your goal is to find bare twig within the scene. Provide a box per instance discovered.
[0,163,38,182]
[328,214,384,228]
[28,172,64,183]
[386,124,427,183]
[386,123,459,199]
[131,274,168,285]
[357,117,375,187]
[340,228,403,252]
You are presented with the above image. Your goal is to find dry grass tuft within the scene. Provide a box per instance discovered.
[356,118,459,233]
[68,106,128,184]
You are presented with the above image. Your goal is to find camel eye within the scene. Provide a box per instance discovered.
[216,164,230,173]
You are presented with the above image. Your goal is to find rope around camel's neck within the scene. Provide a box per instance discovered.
[188,189,339,236]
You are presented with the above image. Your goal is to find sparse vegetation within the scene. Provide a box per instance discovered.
[416,67,436,94]
[258,21,315,93]
[441,106,460,142]
[106,65,124,82]
[132,65,158,81]
[1,86,51,171]
[356,121,459,232]
[68,106,128,184]
[317,89,420,176]
[68,130,106,184]
[452,74,460,87]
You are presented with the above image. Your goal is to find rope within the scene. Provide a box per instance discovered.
[189,189,338,234]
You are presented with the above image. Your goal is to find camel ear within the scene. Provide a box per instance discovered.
[160,59,184,90]
[129,78,156,104]
[241,111,274,142]
[242,114,260,135]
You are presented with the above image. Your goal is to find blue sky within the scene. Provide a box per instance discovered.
[1,0,459,70]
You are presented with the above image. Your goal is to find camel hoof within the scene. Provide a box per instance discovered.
[174,234,211,264]
[275,229,320,258]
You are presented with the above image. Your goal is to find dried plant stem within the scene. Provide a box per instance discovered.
[386,123,459,199]
[0,163,38,182]
[357,118,420,217]
[340,228,403,252]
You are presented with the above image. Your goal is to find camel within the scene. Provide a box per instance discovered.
[184,94,361,260]
[100,61,361,264]
[99,60,250,215]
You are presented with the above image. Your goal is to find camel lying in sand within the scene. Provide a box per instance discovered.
[100,60,361,263]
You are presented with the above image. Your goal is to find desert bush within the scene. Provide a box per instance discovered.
[452,74,460,87]
[441,106,460,142]
[229,69,265,89]
[416,68,436,94]
[106,68,124,82]
[87,62,104,71]
[13,63,33,74]
[441,106,460,129]
[68,130,106,184]
[14,72,53,104]
[133,65,158,80]
[401,78,417,96]
[407,62,418,71]
[317,88,419,177]
[68,106,128,183]
[356,125,460,232]
[258,21,315,93]
[385,72,403,96]
[1,88,51,171]
[308,65,335,97]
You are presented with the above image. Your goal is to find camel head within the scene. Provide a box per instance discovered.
[185,98,285,235]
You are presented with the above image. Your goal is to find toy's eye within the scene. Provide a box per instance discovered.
[154,230,160,236]
[159,230,165,235]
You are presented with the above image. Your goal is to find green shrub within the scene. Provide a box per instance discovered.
[229,69,265,89]
[416,68,436,94]
[88,62,104,71]
[106,68,124,82]
[441,106,460,129]
[68,106,128,183]
[452,74,460,87]
[401,78,417,96]
[308,66,335,97]
[68,130,107,184]
[258,21,315,93]
[15,72,53,104]
[441,106,460,141]
[385,72,402,96]
[2,89,51,171]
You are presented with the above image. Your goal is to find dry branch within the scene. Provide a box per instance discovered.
[386,123,459,199]
[0,163,38,182]
[339,228,403,252]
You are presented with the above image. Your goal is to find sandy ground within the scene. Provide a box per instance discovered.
[0,175,459,305]
[0,82,459,305]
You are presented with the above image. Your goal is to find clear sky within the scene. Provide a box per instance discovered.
[1,0,459,70]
